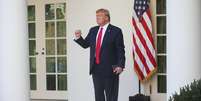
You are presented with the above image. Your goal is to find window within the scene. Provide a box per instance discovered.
[156,0,167,93]
[28,5,37,90]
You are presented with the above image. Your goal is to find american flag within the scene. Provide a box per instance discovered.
[132,0,157,81]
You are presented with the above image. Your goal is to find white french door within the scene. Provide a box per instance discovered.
[27,0,67,100]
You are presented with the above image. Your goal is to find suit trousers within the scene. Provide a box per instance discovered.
[92,63,119,101]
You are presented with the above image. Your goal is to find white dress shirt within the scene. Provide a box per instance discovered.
[96,23,110,46]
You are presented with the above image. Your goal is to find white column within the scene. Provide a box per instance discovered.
[0,0,30,101]
[167,0,201,99]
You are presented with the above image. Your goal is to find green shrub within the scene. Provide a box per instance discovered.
[169,79,201,101]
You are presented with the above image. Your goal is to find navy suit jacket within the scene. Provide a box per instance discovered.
[74,24,125,76]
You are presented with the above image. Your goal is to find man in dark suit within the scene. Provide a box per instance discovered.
[74,8,125,101]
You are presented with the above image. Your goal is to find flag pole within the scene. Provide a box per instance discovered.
[139,80,141,94]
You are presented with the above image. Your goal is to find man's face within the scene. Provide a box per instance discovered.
[96,12,108,26]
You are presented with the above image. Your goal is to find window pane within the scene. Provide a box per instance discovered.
[57,39,66,55]
[157,16,166,34]
[30,75,37,90]
[46,57,56,73]
[46,39,55,55]
[57,21,66,37]
[29,57,36,73]
[29,40,36,56]
[158,75,166,93]
[157,36,166,53]
[57,57,67,73]
[46,22,55,37]
[157,0,166,14]
[28,23,35,38]
[56,3,66,19]
[28,6,35,21]
[157,56,166,73]
[58,75,67,90]
[46,75,56,90]
[45,4,55,20]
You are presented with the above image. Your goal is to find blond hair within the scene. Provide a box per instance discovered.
[96,8,110,21]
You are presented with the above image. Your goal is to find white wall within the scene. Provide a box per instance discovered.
[67,0,141,101]
[167,0,201,99]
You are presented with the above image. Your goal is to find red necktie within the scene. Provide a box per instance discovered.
[95,27,103,64]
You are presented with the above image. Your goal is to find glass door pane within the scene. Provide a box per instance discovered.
[156,0,167,95]
[28,5,37,91]
[45,3,67,91]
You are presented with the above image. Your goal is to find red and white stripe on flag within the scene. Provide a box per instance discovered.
[132,0,157,81]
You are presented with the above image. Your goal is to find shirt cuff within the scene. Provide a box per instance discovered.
[74,36,81,40]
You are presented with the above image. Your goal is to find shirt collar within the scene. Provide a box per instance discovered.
[99,23,110,30]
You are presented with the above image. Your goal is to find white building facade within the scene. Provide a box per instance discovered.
[0,0,200,101]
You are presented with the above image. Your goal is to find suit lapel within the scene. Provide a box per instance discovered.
[100,24,111,52]
[92,27,99,46]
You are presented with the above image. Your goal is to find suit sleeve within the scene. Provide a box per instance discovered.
[115,29,126,68]
[74,29,92,49]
